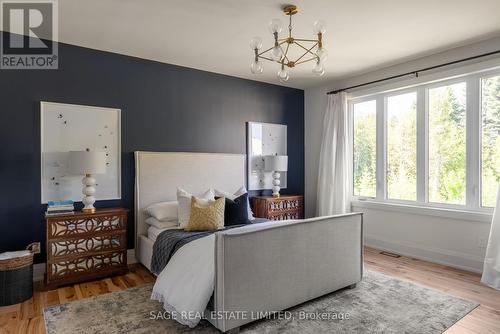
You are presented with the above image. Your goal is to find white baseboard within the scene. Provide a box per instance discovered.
[33,249,138,282]
[365,234,484,273]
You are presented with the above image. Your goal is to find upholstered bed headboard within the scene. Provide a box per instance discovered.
[134,151,246,251]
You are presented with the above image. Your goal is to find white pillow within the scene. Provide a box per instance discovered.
[145,217,179,229]
[177,188,215,228]
[146,201,178,221]
[214,186,254,220]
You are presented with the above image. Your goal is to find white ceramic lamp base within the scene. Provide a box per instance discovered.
[272,171,281,198]
[81,174,97,213]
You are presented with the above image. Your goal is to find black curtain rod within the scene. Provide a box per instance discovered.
[327,49,500,95]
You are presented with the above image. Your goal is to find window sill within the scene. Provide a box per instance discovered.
[351,199,492,223]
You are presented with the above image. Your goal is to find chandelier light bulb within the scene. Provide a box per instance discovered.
[270,45,283,61]
[250,61,264,74]
[316,47,328,61]
[268,18,283,34]
[313,20,327,34]
[312,60,325,76]
[277,65,289,82]
[249,36,263,50]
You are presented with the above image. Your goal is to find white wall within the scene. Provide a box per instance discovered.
[305,36,500,272]
[357,205,491,272]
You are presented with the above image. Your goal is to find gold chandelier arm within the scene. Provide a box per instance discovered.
[293,38,319,43]
[292,41,318,65]
[293,49,313,64]
[258,40,287,56]
[258,45,275,56]
[282,42,291,62]
[294,57,318,66]
[294,41,318,56]
[295,43,318,65]
[258,55,275,62]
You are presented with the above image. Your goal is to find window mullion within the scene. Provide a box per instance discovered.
[416,87,426,204]
[466,76,480,209]
[376,95,386,200]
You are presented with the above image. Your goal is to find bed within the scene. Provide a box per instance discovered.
[134,151,249,270]
[134,151,363,333]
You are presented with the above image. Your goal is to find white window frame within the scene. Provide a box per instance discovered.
[425,77,468,210]
[351,96,378,199]
[384,88,418,203]
[479,71,500,209]
[350,66,500,223]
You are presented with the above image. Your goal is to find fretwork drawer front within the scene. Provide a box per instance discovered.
[268,198,303,212]
[45,208,128,288]
[269,211,302,221]
[48,251,126,282]
[49,234,125,257]
[47,215,125,238]
[252,195,304,221]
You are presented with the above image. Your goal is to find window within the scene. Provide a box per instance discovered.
[481,75,500,207]
[428,82,466,204]
[350,69,500,215]
[353,100,376,197]
[387,92,417,201]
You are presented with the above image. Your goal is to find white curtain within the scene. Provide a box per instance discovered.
[482,182,500,289]
[316,92,352,216]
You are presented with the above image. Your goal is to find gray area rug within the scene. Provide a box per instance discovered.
[44,270,478,334]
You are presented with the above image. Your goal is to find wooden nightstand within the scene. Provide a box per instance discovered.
[252,195,304,220]
[45,208,128,289]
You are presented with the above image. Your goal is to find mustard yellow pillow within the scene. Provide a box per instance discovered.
[185,197,225,231]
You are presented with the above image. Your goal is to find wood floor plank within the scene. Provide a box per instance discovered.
[0,254,499,334]
[78,281,105,299]
[44,291,59,308]
[102,278,123,292]
[25,316,44,334]
[364,250,500,310]
[56,286,77,304]
[118,274,137,288]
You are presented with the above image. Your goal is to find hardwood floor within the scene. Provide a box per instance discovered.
[0,264,155,334]
[364,247,500,334]
[1,248,499,334]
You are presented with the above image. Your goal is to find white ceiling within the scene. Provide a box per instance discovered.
[11,0,500,89]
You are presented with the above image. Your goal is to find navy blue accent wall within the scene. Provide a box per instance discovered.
[0,35,304,263]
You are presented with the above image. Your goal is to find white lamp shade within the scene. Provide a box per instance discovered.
[264,155,288,172]
[67,151,107,175]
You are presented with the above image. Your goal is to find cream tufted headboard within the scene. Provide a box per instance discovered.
[134,151,246,255]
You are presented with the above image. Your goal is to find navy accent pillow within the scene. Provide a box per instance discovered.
[216,193,251,226]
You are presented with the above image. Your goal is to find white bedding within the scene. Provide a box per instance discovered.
[150,220,285,328]
[151,234,216,327]
[147,225,181,242]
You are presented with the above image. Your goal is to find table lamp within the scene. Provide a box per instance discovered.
[264,155,288,198]
[68,150,107,213]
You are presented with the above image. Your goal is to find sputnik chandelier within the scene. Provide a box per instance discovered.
[250,5,327,82]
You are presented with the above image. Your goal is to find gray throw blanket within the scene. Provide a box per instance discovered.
[151,218,268,275]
